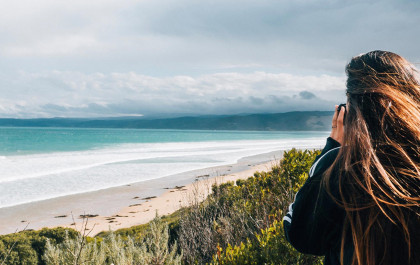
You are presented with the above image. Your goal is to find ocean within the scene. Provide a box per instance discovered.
[0,127,329,209]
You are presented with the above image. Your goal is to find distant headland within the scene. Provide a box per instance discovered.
[0,111,334,131]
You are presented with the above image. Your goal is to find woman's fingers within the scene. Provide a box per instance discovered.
[331,105,338,127]
[335,105,346,145]
[330,105,338,139]
[337,105,345,127]
[330,104,346,145]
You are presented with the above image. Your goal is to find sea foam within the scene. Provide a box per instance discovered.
[0,137,327,208]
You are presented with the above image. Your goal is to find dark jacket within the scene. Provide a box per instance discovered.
[283,137,352,265]
[283,137,420,265]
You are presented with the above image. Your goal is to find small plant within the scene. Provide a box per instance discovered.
[42,215,182,265]
[136,215,182,265]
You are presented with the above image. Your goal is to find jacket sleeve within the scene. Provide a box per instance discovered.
[283,137,343,255]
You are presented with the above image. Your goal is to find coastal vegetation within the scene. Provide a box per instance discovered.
[0,148,323,264]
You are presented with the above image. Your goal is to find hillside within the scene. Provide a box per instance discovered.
[0,111,333,131]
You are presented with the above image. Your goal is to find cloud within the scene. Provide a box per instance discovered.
[0,0,418,75]
[299,91,316,100]
[4,35,102,56]
[0,70,346,118]
[0,0,418,117]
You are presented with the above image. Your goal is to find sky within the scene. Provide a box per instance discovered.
[0,0,419,118]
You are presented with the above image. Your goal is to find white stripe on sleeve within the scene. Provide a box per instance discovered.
[284,147,340,224]
[309,147,340,177]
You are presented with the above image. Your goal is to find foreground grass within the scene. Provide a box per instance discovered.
[1,148,323,265]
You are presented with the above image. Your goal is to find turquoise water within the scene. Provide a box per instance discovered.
[0,127,329,208]
[0,127,329,155]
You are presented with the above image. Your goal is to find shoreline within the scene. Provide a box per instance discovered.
[0,149,288,236]
[67,160,277,236]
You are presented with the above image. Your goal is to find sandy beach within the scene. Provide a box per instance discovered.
[0,149,285,236]
[68,160,276,236]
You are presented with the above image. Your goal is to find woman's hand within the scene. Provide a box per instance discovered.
[330,105,345,145]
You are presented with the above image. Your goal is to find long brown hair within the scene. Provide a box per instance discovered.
[323,50,420,265]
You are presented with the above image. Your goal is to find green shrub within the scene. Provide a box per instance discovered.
[0,227,78,265]
[135,216,182,265]
[97,210,181,246]
[178,148,322,264]
[43,231,105,265]
[42,216,182,265]
[0,233,38,265]
[212,220,322,265]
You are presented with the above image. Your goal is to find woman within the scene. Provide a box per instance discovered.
[283,50,420,265]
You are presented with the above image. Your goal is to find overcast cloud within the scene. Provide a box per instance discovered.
[0,0,419,118]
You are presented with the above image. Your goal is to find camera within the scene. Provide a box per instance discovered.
[338,103,346,112]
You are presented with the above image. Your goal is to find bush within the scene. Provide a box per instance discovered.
[178,148,322,264]
[42,216,182,265]
[0,233,38,265]
[0,227,78,265]
[212,220,322,265]
[97,210,181,247]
